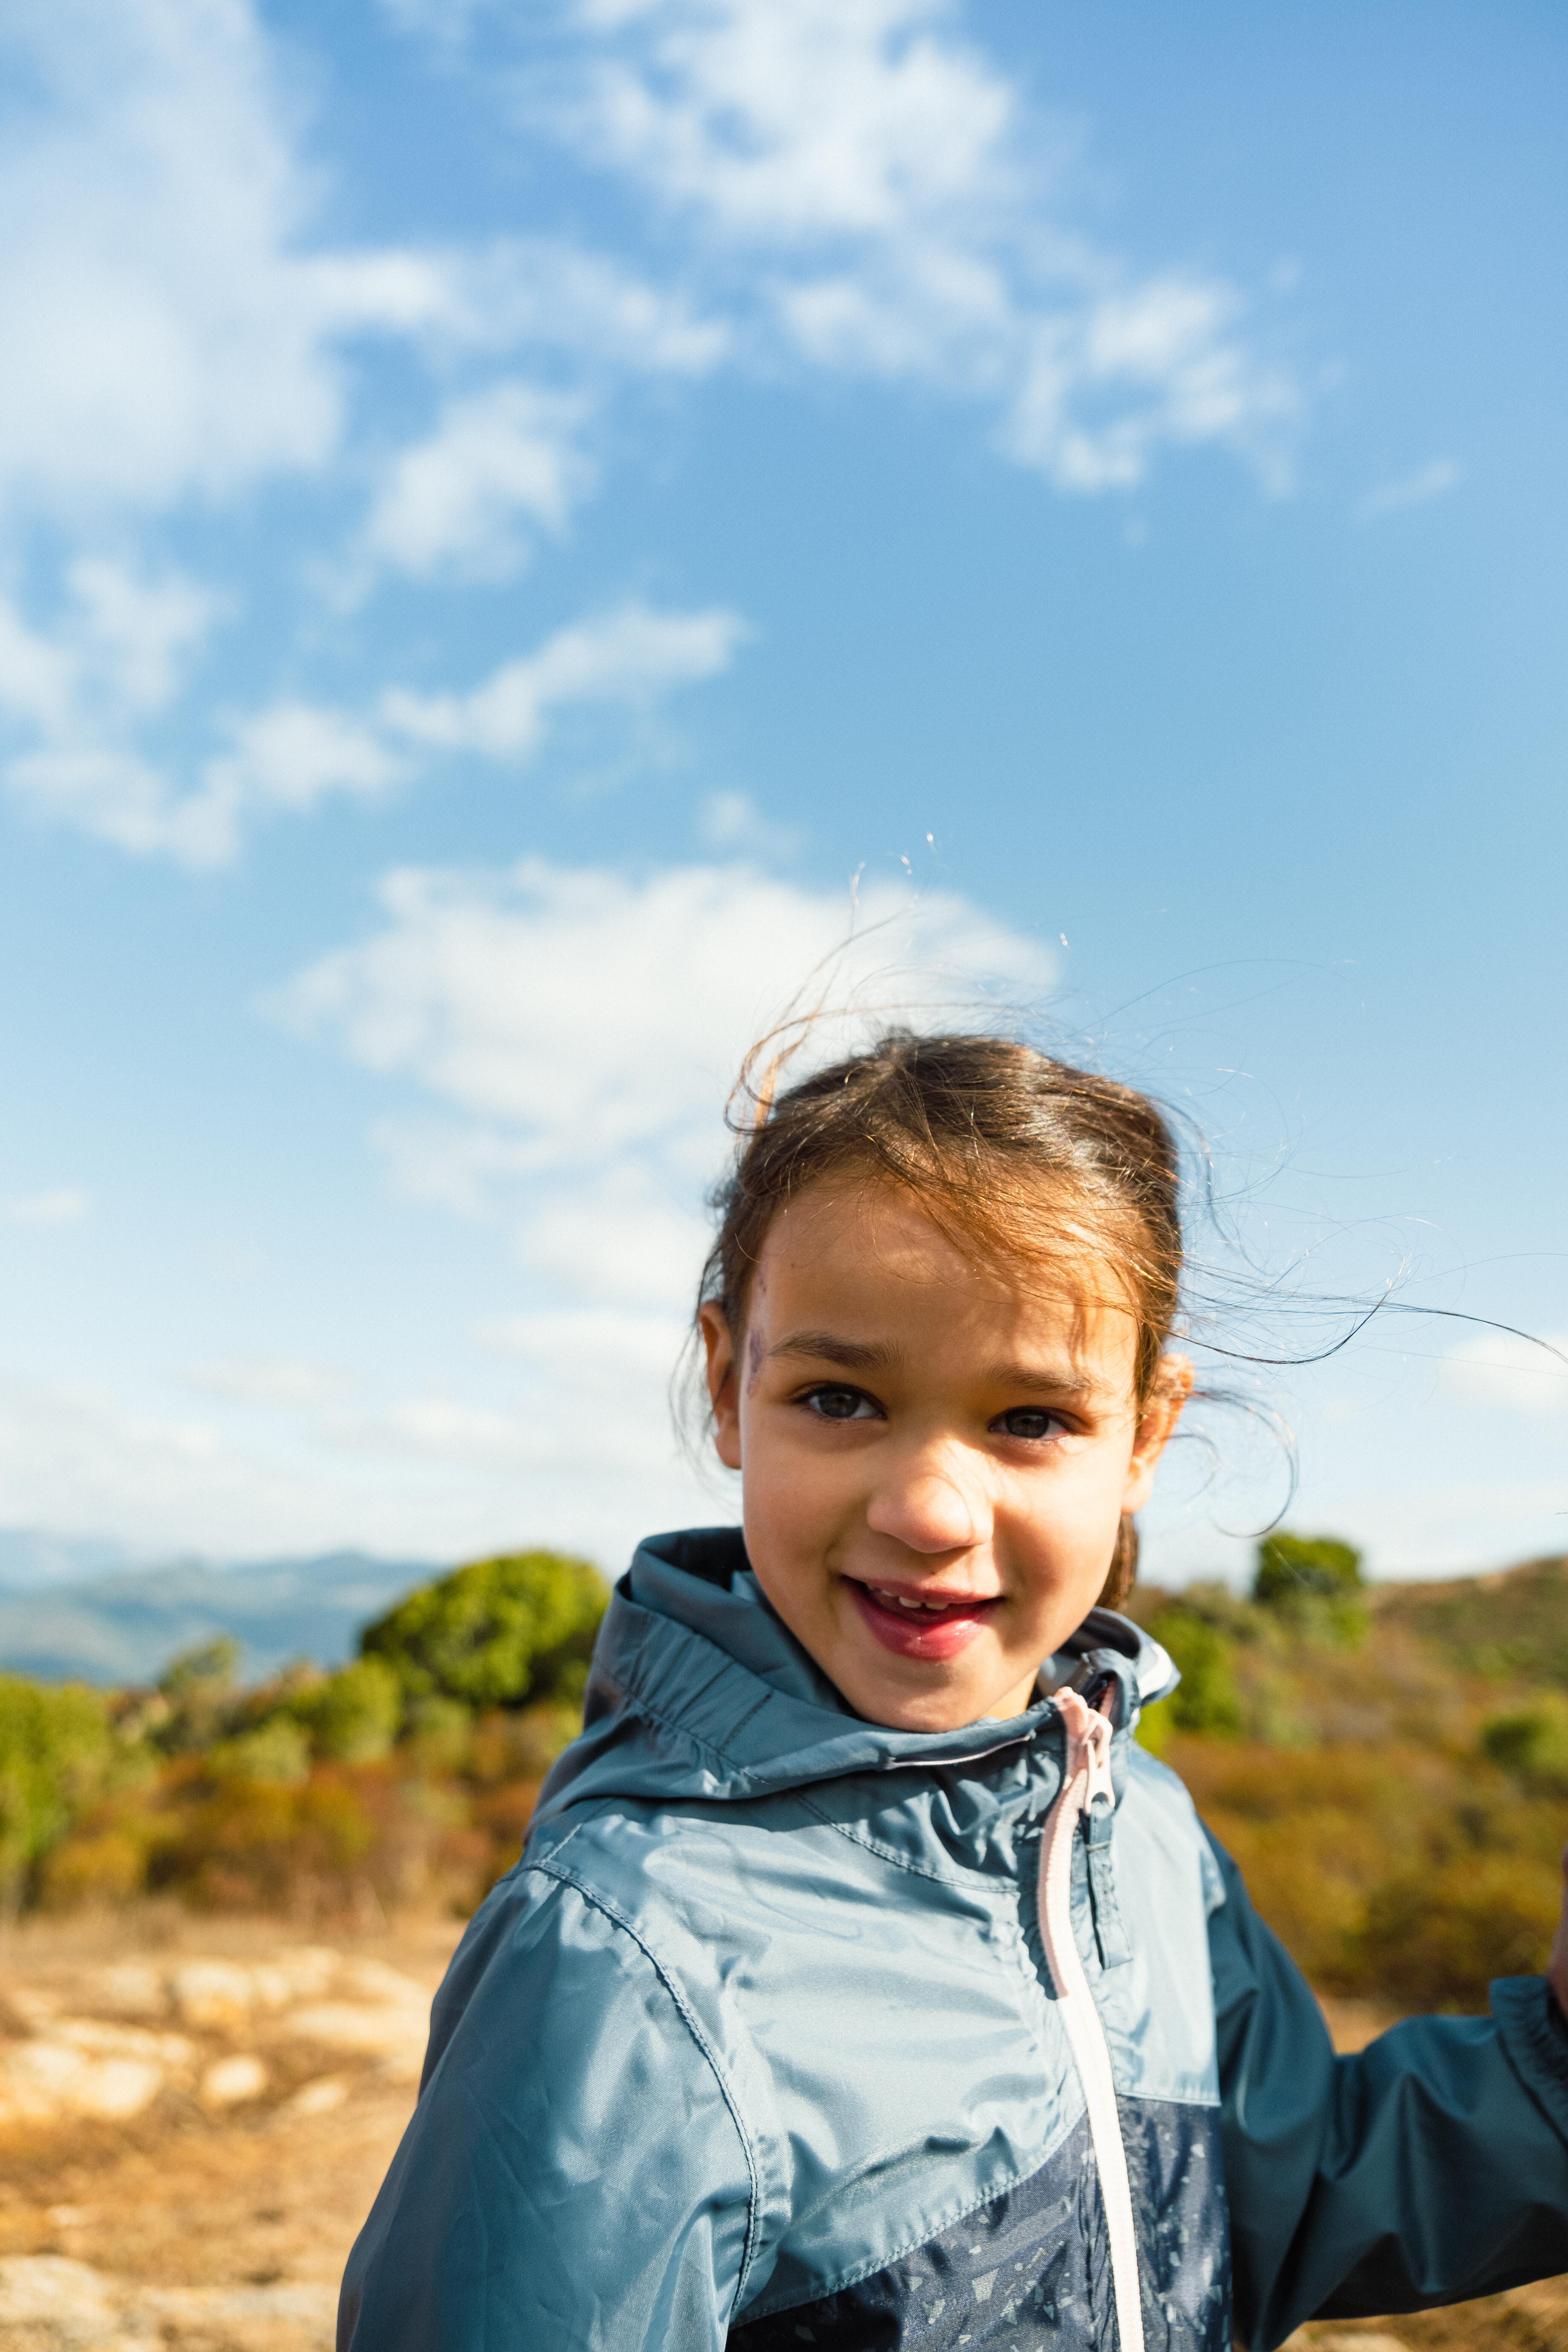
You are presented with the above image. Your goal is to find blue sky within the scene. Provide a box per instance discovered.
[0,0,1563,1581]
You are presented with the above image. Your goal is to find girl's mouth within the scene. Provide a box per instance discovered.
[847,1579,1001,1661]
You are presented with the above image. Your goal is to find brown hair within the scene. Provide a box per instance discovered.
[697,1030,1185,1608]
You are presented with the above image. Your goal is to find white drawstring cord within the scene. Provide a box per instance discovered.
[1037,1687,1146,2352]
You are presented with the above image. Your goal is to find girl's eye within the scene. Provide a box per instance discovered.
[992,1407,1065,1442]
[803,1386,879,1423]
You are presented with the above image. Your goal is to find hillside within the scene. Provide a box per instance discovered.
[0,1552,440,1686]
[1126,1550,1568,2007]
[0,1537,1565,2016]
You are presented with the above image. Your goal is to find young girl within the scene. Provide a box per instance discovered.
[339,1031,1568,2352]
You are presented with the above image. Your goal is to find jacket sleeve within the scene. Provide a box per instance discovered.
[338,1860,756,2352]
[1205,1828,1568,2350]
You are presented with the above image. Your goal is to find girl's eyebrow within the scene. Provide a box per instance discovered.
[769,1331,899,1370]
[985,1357,1102,1400]
[769,1333,1104,1400]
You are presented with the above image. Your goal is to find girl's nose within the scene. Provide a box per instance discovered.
[866,1457,989,1554]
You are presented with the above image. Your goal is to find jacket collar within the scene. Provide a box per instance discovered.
[533,1526,1176,1829]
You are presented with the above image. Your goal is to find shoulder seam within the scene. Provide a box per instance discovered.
[529,1853,766,2314]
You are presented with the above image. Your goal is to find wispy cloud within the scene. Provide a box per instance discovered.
[380,602,745,760]
[187,1357,356,1412]
[520,0,1303,493]
[0,0,1308,868]
[356,382,597,588]
[271,853,1053,1171]
[2,598,742,865]
[264,851,1056,1536]
[1355,459,1460,524]
[3,1187,91,1227]
[1442,1329,1568,1419]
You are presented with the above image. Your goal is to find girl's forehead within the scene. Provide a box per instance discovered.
[762,1171,1129,1289]
[752,1177,1142,1384]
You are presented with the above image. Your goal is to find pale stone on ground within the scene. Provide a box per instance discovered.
[0,2252,336,2350]
[200,2052,268,2106]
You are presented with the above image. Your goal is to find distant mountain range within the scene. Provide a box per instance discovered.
[0,1536,442,1686]
[0,1528,147,1591]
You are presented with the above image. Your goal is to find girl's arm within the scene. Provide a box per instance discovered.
[337,1867,755,2352]
[1205,1830,1568,2352]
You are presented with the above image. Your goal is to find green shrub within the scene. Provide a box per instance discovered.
[290,1656,402,1762]
[1480,1694,1568,1794]
[1253,1533,1363,1606]
[154,1635,242,1752]
[1252,1534,1368,1647]
[361,1550,608,1710]
[1144,1609,1243,1739]
[401,1694,475,1774]
[208,1717,312,1786]
[0,1677,117,1904]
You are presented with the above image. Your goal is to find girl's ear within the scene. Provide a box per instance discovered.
[698,1302,744,1471]
[1121,1352,1193,1511]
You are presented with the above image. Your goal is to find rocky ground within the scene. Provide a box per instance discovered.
[0,1916,1560,2350]
[0,1908,459,2351]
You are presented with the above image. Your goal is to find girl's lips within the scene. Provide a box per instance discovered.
[847,1579,1000,1661]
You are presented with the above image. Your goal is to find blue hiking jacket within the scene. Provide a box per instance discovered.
[339,1527,1568,2350]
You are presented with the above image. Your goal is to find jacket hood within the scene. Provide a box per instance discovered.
[533,1526,1177,1831]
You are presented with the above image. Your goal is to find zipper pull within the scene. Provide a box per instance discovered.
[1055,1685,1115,1817]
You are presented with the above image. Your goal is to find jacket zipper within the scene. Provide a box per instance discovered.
[1037,1688,1145,2352]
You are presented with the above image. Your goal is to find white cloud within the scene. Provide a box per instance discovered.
[3,681,401,870]
[188,1357,355,1410]
[0,4,651,523]
[360,381,596,584]
[368,1118,545,1219]
[380,600,745,758]
[1443,1329,1568,1419]
[0,0,355,516]
[476,1305,683,1381]
[528,0,1301,493]
[4,596,737,865]
[565,0,1017,243]
[0,561,217,737]
[3,1187,91,1227]
[262,852,1054,1548]
[1355,459,1460,523]
[1004,278,1289,494]
[516,1170,713,1309]
[0,0,729,534]
[697,789,802,859]
[0,1364,706,1563]
[273,854,1052,1169]
[0,0,1306,876]
[397,238,731,375]
[210,703,405,817]
[0,558,236,857]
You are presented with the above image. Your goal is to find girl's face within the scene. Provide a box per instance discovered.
[699,1177,1190,1732]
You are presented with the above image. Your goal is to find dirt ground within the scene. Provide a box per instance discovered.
[0,1914,1561,2351]
[0,1907,462,2350]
